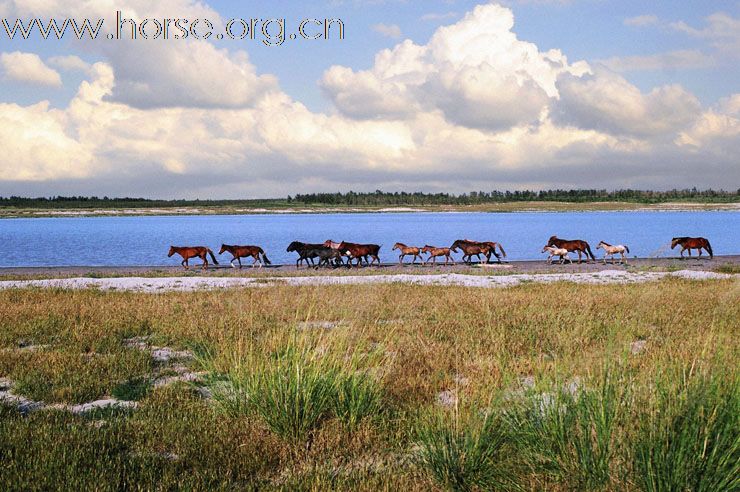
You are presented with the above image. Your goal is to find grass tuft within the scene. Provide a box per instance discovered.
[414,410,512,491]
[633,369,740,492]
[504,369,628,489]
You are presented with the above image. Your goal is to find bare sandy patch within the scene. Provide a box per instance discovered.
[0,270,734,293]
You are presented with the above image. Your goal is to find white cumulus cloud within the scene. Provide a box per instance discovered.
[0,51,62,86]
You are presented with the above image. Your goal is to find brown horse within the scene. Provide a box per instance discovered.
[338,241,381,267]
[219,244,271,269]
[392,242,422,265]
[421,245,455,266]
[168,246,219,270]
[547,236,596,263]
[450,239,491,264]
[671,237,713,259]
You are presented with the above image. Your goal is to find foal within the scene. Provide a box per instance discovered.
[541,245,571,264]
[421,245,455,266]
[392,243,422,265]
[597,241,630,264]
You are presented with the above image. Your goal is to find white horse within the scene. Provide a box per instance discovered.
[597,241,630,264]
[541,245,572,264]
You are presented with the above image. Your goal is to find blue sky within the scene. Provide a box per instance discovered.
[0,0,738,197]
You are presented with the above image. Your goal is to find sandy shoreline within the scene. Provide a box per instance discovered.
[0,269,735,292]
[1,202,738,219]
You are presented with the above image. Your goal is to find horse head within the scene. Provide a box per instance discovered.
[547,236,559,246]
[286,241,303,252]
[670,238,683,249]
[218,244,228,255]
[167,246,176,257]
[392,243,401,251]
[541,245,551,253]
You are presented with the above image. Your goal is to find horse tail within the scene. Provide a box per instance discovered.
[585,242,596,260]
[208,249,219,265]
[624,245,630,254]
[497,243,507,258]
[260,249,272,265]
[705,240,713,258]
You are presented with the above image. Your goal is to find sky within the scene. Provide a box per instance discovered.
[0,0,738,198]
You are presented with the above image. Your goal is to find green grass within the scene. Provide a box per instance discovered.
[503,368,629,489]
[211,342,385,445]
[633,369,740,492]
[0,279,737,489]
[414,411,512,491]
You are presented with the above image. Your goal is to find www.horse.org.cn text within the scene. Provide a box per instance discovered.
[1,12,346,46]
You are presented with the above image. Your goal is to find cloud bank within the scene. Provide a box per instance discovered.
[0,1,738,198]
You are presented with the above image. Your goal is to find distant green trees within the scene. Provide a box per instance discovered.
[291,188,740,205]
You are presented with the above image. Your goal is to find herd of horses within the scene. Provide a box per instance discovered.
[167,236,713,270]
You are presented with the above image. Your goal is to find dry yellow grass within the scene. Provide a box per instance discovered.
[0,279,738,489]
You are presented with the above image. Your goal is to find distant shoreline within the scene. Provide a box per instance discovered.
[1,201,738,219]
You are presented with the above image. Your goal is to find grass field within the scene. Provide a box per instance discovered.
[1,279,738,490]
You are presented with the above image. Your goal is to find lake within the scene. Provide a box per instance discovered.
[1,211,737,267]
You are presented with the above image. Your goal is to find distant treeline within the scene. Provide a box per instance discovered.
[291,189,740,205]
[1,188,738,209]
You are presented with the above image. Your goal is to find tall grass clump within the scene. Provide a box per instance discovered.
[504,370,628,489]
[210,341,385,445]
[217,346,339,445]
[331,371,383,431]
[632,369,739,492]
[414,411,512,491]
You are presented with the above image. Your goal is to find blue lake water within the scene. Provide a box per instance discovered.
[0,211,737,267]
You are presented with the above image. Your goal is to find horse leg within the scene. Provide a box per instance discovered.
[181,258,188,270]
[202,254,208,270]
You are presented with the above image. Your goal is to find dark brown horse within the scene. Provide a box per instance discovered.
[219,244,271,269]
[392,242,422,265]
[547,236,596,263]
[421,245,454,265]
[671,237,713,259]
[450,239,491,264]
[287,241,325,268]
[168,246,219,270]
[338,241,381,267]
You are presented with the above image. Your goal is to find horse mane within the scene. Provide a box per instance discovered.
[600,241,611,247]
